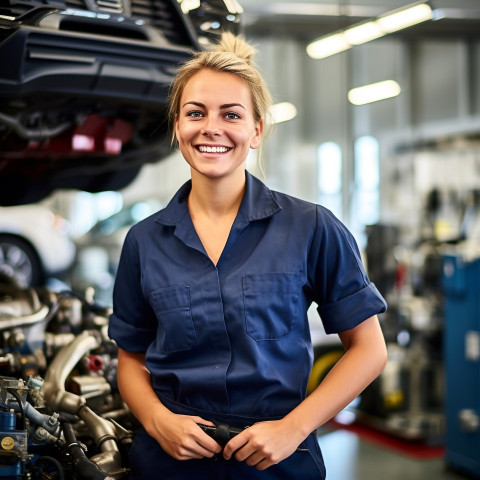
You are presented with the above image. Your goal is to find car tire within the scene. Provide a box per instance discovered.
[0,234,44,287]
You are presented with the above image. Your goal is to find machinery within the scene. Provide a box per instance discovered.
[0,277,137,478]
[358,225,445,444]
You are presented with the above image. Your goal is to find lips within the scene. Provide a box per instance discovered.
[197,145,232,153]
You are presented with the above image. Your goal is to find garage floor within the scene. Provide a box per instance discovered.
[318,427,469,480]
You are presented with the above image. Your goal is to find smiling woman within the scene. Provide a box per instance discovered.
[108,32,387,480]
[175,69,263,183]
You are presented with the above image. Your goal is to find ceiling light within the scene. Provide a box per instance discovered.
[344,21,383,45]
[223,0,243,14]
[178,0,200,14]
[377,3,433,33]
[269,102,297,124]
[306,2,433,60]
[348,80,401,105]
[306,33,350,60]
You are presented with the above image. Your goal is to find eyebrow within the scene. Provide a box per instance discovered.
[181,101,246,110]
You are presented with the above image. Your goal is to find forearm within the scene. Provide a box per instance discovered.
[117,348,172,430]
[117,348,221,459]
[284,315,387,440]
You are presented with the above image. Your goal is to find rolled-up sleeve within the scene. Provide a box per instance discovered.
[108,230,157,352]
[309,206,387,334]
[318,283,386,334]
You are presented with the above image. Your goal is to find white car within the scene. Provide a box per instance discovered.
[0,205,76,287]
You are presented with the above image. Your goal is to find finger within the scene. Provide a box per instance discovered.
[191,416,216,427]
[178,440,219,459]
[223,434,248,460]
[244,452,266,467]
[193,425,223,454]
[255,458,273,471]
[192,444,218,458]
[176,449,204,461]
[233,444,255,462]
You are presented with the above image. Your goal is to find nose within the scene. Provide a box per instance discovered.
[201,116,222,136]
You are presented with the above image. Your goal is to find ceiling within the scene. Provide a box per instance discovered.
[238,0,480,42]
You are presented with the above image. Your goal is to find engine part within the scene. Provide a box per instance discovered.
[42,330,127,477]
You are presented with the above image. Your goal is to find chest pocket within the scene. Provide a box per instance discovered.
[149,285,196,353]
[243,272,299,341]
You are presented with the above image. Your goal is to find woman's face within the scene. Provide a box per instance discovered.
[175,69,263,181]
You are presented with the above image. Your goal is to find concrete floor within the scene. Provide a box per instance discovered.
[317,427,470,480]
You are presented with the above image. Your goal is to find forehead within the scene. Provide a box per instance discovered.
[181,69,253,108]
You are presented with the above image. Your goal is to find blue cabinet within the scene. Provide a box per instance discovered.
[443,254,480,478]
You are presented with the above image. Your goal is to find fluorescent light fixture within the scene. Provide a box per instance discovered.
[269,102,297,124]
[223,0,243,14]
[307,33,350,60]
[377,3,433,33]
[344,21,383,45]
[307,2,433,59]
[348,80,401,105]
[178,0,200,14]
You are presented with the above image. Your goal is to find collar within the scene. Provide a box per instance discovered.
[155,171,281,227]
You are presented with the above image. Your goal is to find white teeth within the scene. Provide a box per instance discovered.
[198,146,229,153]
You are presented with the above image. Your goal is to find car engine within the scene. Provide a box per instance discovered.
[0,278,135,479]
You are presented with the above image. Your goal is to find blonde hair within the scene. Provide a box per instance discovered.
[167,32,272,145]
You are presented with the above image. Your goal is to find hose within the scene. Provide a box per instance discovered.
[35,456,65,480]
[63,422,115,480]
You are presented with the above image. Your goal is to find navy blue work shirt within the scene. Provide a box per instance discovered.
[108,171,386,423]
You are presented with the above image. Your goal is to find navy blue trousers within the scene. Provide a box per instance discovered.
[128,427,326,479]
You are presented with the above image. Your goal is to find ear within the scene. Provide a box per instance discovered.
[250,119,264,149]
[173,115,182,147]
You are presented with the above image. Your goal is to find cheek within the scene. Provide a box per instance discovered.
[176,123,196,144]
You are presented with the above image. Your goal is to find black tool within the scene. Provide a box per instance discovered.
[197,423,309,452]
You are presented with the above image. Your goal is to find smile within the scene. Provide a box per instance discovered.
[197,145,231,153]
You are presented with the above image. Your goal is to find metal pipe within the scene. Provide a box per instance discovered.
[42,330,100,414]
[0,111,71,140]
[41,330,125,475]
[0,304,50,331]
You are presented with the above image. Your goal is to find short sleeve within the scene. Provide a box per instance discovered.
[108,229,157,352]
[308,205,387,334]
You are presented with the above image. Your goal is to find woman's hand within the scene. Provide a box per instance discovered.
[116,349,222,460]
[223,418,303,470]
[146,412,222,460]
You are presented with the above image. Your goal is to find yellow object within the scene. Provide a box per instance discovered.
[384,389,404,409]
[1,436,15,450]
[307,350,344,394]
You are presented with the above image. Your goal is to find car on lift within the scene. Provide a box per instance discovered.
[0,0,243,206]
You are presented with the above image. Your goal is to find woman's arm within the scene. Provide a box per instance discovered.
[223,315,387,469]
[117,348,222,459]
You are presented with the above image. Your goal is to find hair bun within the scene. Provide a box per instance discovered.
[215,32,256,65]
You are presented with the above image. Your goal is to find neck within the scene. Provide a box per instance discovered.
[188,170,246,220]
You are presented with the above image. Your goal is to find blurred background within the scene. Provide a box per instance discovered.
[1,1,480,479]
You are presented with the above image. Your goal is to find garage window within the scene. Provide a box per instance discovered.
[317,142,342,219]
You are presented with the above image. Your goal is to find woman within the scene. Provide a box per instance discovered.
[108,32,387,479]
